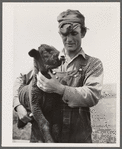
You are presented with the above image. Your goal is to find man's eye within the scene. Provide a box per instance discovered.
[71,32,78,36]
[60,33,67,37]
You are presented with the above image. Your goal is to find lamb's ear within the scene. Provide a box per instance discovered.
[28,49,39,58]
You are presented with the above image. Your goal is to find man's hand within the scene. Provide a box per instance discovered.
[16,105,33,123]
[36,72,65,95]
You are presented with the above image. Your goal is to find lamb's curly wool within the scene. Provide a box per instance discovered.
[18,44,63,143]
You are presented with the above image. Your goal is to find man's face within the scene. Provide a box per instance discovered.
[60,25,82,52]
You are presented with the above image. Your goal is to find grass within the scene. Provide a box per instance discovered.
[91,97,116,143]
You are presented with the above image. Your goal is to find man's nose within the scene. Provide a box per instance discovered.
[66,34,73,42]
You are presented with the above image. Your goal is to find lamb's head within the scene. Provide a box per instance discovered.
[28,44,63,73]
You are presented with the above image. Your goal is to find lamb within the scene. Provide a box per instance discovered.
[18,44,64,143]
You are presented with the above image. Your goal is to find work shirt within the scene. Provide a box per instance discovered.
[13,47,103,143]
[54,48,103,108]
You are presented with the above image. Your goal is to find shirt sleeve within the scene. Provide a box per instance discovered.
[62,58,104,108]
[13,74,25,110]
[13,70,33,111]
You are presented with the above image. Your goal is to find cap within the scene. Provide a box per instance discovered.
[57,9,85,28]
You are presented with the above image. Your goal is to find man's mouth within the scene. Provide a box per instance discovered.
[66,43,74,46]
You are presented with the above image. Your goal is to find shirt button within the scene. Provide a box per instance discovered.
[56,76,59,79]
[52,71,56,75]
[79,68,82,72]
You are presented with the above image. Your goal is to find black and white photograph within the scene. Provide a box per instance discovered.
[2,2,120,147]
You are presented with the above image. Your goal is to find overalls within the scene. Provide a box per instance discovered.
[18,55,93,143]
[54,63,92,143]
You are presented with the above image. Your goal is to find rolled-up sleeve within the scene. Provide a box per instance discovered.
[62,59,104,108]
[13,69,33,110]
[13,74,25,110]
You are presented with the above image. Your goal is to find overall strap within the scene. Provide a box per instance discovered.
[58,66,86,142]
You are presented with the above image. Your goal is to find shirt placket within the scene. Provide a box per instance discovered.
[60,51,86,142]
[61,59,75,142]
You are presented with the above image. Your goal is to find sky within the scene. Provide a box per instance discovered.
[2,2,120,146]
[3,2,120,84]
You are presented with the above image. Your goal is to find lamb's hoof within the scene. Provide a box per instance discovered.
[17,118,27,129]
[46,139,54,143]
[38,140,43,143]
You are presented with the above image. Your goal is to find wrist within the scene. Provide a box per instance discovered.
[15,104,22,112]
[57,84,66,95]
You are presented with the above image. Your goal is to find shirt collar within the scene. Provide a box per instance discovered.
[59,47,86,60]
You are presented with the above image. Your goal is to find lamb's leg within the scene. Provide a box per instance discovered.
[31,104,54,143]
[18,85,33,128]
[30,101,54,143]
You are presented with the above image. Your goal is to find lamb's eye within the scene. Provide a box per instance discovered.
[43,51,47,54]
[42,51,48,56]
[44,55,48,58]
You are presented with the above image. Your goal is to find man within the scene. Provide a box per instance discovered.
[13,9,103,143]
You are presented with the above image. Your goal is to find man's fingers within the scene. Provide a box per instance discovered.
[36,77,46,91]
[36,74,41,83]
[38,72,47,81]
[36,81,40,88]
[48,71,56,79]
[21,115,32,123]
[48,71,59,80]
[37,75,44,85]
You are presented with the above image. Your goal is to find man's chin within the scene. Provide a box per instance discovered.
[66,47,75,51]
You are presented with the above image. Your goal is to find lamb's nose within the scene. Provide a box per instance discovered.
[59,56,65,63]
[58,54,61,60]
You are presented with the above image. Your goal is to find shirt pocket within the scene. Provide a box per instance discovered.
[67,68,84,87]
[55,68,84,87]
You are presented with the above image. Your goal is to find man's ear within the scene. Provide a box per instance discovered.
[28,49,39,58]
[81,27,87,38]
